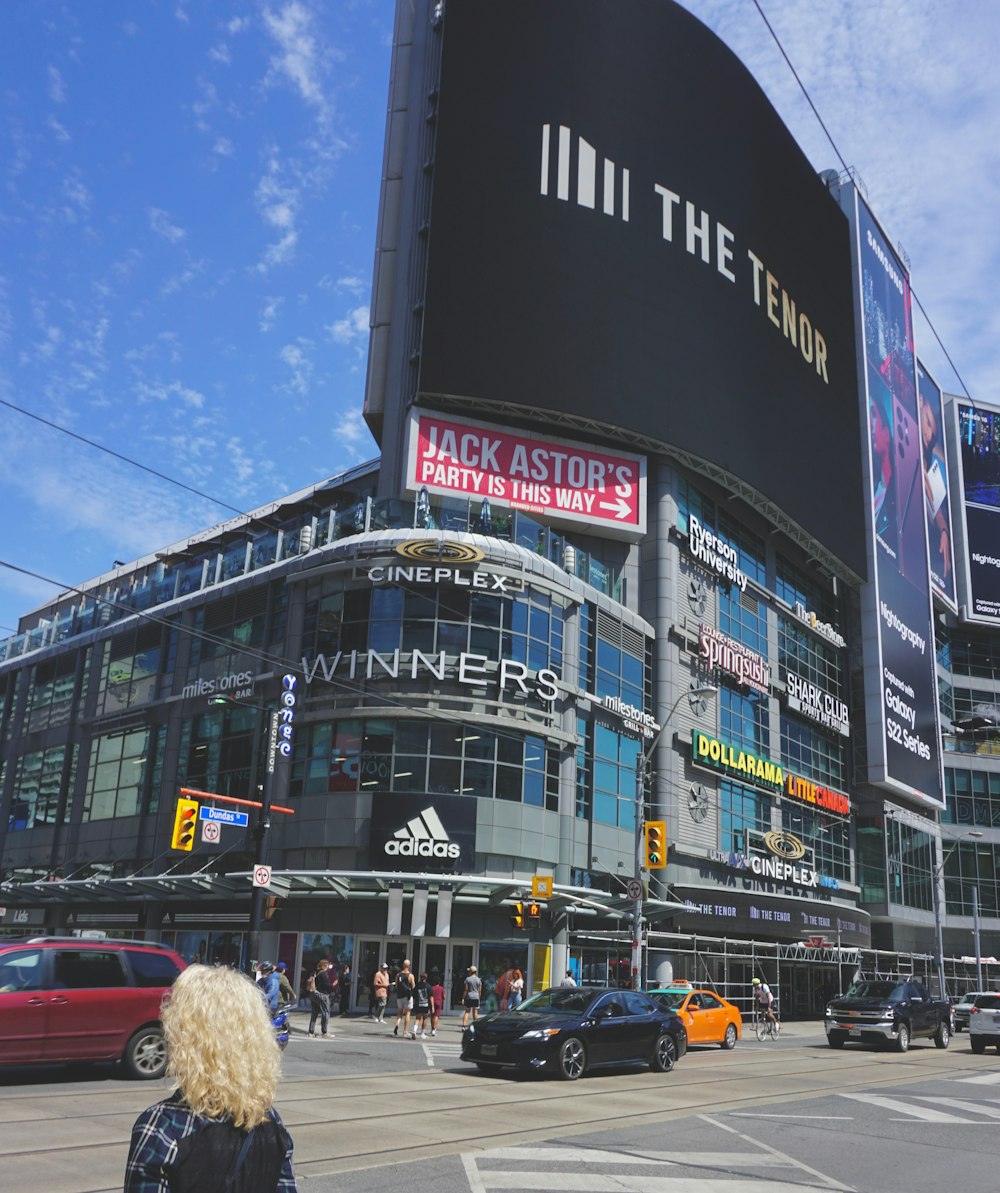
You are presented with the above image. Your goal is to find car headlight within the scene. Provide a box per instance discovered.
[519,1028,561,1040]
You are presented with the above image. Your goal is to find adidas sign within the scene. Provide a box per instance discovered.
[385,806,461,861]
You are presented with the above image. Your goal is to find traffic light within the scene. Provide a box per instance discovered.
[644,820,667,869]
[171,798,199,851]
[510,901,525,930]
[526,901,541,927]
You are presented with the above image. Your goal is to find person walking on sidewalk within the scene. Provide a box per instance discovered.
[462,965,482,1028]
[338,963,352,1017]
[373,962,390,1022]
[412,971,433,1039]
[308,959,335,1039]
[393,960,415,1037]
[429,973,446,1036]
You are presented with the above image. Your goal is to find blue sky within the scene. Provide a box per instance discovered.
[2,1,999,636]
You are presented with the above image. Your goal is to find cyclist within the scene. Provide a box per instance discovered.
[751,976,777,1026]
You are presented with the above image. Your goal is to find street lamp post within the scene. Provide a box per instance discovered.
[633,683,717,992]
[932,829,983,998]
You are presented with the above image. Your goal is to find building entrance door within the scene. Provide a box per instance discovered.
[419,941,475,1018]
[355,937,413,1015]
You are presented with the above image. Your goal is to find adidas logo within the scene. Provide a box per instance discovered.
[539,122,629,222]
[385,806,460,860]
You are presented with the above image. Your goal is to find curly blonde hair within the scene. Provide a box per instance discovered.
[162,964,281,1129]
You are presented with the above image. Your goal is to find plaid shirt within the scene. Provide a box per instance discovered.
[124,1095,297,1192]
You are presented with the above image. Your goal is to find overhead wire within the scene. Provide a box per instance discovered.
[752,0,975,403]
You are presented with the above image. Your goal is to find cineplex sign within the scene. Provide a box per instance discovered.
[692,731,851,815]
[405,410,646,539]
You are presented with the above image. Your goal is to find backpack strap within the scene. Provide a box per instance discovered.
[222,1127,256,1192]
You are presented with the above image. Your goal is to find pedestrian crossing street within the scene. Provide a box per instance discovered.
[460,1143,850,1193]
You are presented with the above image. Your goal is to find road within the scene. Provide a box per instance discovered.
[2,1013,999,1193]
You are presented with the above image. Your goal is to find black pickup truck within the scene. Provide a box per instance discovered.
[824,978,951,1052]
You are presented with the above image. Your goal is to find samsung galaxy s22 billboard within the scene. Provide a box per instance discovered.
[853,197,943,807]
[417,0,864,574]
[952,400,1000,624]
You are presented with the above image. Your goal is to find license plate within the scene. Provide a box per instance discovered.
[849,1027,861,1036]
[482,1044,497,1056]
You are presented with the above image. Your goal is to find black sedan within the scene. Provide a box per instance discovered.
[461,985,688,1080]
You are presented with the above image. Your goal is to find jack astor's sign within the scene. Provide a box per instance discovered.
[692,731,851,815]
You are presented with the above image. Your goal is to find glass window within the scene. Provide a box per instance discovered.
[9,746,72,831]
[720,780,770,853]
[0,949,44,992]
[53,950,127,989]
[84,728,153,821]
[126,950,183,988]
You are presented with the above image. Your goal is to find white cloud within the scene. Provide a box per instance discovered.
[278,340,313,395]
[227,17,251,35]
[47,65,67,104]
[336,275,365,294]
[47,116,70,142]
[259,296,284,332]
[262,1,330,113]
[328,305,370,345]
[62,172,91,221]
[160,260,205,298]
[134,379,206,409]
[213,136,235,157]
[147,207,186,243]
[209,43,231,65]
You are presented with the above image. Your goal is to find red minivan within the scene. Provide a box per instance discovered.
[0,937,185,1079]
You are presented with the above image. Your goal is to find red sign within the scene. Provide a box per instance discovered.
[406,411,645,539]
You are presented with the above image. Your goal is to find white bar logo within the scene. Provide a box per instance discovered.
[385,806,460,860]
[540,123,629,221]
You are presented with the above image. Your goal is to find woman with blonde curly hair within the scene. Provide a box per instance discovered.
[124,964,297,1192]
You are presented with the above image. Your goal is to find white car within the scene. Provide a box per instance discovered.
[968,993,1000,1053]
[953,991,985,1032]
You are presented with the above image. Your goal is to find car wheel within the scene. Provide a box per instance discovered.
[721,1023,738,1050]
[557,1036,586,1080]
[970,1036,986,1054]
[123,1025,167,1080]
[934,1021,950,1049]
[650,1033,676,1072]
[893,1023,910,1053]
[827,1031,846,1049]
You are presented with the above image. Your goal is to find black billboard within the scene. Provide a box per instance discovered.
[368,792,477,873]
[954,400,1000,623]
[418,0,864,574]
[671,885,871,948]
[853,198,943,807]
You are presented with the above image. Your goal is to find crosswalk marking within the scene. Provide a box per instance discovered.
[912,1096,1000,1119]
[471,1147,797,1167]
[472,1177,847,1193]
[839,1093,975,1122]
[956,1071,1000,1085]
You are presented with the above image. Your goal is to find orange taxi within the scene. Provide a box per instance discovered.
[649,982,742,1049]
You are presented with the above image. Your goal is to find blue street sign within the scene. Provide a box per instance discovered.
[198,806,250,827]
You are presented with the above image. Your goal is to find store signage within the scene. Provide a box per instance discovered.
[699,624,770,694]
[686,517,749,593]
[791,602,846,649]
[367,542,514,592]
[276,673,297,759]
[691,731,851,815]
[181,668,257,702]
[763,829,805,860]
[785,671,850,736]
[405,411,646,539]
[672,886,869,945]
[591,693,658,740]
[302,649,559,703]
[368,792,476,873]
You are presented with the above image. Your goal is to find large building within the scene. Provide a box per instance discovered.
[1,0,997,1018]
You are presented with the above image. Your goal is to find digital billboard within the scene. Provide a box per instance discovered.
[952,399,1000,623]
[916,362,956,608]
[404,410,646,539]
[416,0,864,575]
[852,197,943,807]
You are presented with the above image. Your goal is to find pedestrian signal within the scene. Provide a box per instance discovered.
[644,820,667,870]
[526,901,541,926]
[510,901,525,930]
[171,798,199,851]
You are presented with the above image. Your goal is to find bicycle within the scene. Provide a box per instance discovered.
[753,1005,780,1041]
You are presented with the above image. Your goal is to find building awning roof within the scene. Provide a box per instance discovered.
[0,870,686,924]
